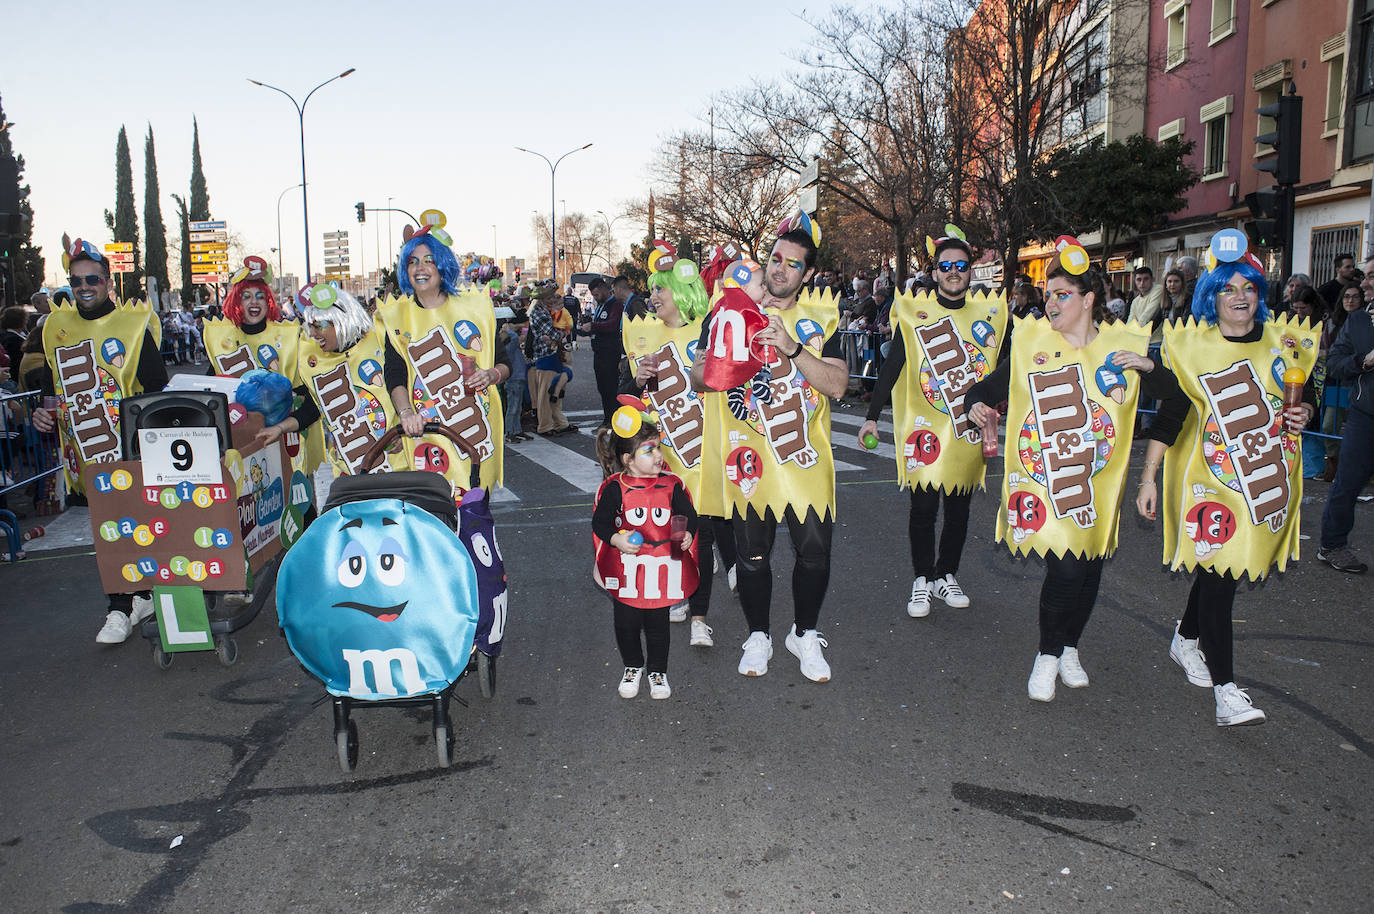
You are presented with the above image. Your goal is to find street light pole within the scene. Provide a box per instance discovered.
[248,67,356,281]
[275,182,302,288]
[386,195,394,262]
[515,142,592,285]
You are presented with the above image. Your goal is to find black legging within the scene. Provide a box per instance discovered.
[733,506,832,636]
[1179,569,1239,685]
[612,600,670,673]
[908,486,972,579]
[1038,552,1104,656]
[593,347,621,423]
[688,515,738,618]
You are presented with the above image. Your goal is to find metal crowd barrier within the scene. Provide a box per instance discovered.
[0,389,63,560]
[838,327,886,382]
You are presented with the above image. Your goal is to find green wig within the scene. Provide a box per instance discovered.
[648,259,709,321]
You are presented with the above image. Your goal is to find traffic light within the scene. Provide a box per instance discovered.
[557,247,565,261]
[1244,186,1291,248]
[1255,88,1302,186]
[355,202,366,223]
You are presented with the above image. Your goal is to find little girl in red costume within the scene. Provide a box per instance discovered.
[592,398,699,700]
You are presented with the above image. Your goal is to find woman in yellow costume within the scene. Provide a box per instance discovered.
[1135,232,1317,727]
[262,283,410,475]
[624,248,736,648]
[380,226,510,495]
[204,257,326,481]
[967,239,1157,703]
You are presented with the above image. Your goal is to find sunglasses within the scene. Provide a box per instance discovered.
[937,260,970,273]
[69,274,106,287]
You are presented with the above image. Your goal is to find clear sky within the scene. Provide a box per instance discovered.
[2,0,827,289]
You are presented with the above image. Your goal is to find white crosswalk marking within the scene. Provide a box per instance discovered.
[503,434,605,494]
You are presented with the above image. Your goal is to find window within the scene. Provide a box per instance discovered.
[1322,33,1348,136]
[1158,118,1186,142]
[1165,0,1188,70]
[1255,84,1280,155]
[1310,224,1364,286]
[1210,0,1236,44]
[1200,95,1232,180]
[1352,0,1374,162]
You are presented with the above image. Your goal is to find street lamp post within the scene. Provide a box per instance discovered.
[248,67,355,280]
[515,143,592,285]
[386,196,394,261]
[274,182,303,286]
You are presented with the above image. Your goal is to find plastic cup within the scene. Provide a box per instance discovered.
[670,514,688,547]
[981,412,999,458]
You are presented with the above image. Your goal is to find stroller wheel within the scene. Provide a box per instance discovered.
[478,651,496,699]
[336,720,358,773]
[152,643,173,670]
[434,719,454,769]
[214,635,239,667]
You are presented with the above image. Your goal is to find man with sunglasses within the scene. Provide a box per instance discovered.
[859,234,1007,619]
[32,241,167,644]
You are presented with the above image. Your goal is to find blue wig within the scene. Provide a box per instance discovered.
[1191,260,1270,325]
[397,233,462,297]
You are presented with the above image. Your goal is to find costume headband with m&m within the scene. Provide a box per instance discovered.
[1054,235,1090,275]
[60,236,105,272]
[777,210,821,245]
[231,255,274,286]
[925,223,968,258]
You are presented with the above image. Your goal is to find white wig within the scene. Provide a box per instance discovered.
[303,285,373,351]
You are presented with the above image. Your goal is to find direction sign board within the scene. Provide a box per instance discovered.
[109,263,134,275]
[189,242,228,253]
[189,220,226,232]
[105,252,135,265]
[191,253,229,264]
[192,272,228,284]
[190,231,227,243]
[104,242,133,254]
[322,231,349,242]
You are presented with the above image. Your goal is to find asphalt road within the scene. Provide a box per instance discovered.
[2,344,1371,913]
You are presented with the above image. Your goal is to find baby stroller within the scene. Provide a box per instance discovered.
[277,424,506,772]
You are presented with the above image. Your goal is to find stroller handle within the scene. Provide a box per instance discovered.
[361,422,483,490]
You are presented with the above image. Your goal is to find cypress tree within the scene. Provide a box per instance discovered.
[172,193,193,305]
[143,125,169,302]
[0,91,45,303]
[189,117,210,222]
[111,125,141,296]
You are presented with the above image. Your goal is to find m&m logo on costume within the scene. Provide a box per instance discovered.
[101,338,127,369]
[904,427,941,469]
[1021,363,1104,529]
[1196,362,1291,532]
[358,359,382,385]
[1185,500,1237,560]
[256,344,281,371]
[913,316,986,443]
[725,445,763,497]
[1006,490,1047,545]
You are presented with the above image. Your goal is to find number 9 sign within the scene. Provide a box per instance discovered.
[139,427,221,486]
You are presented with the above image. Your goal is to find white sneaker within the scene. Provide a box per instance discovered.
[1058,647,1089,688]
[738,632,773,677]
[618,667,643,699]
[1169,621,1212,687]
[932,574,970,608]
[907,576,931,618]
[727,565,737,592]
[690,619,714,647]
[95,611,133,644]
[648,672,671,699]
[1028,653,1059,702]
[129,594,154,626]
[222,591,253,608]
[1214,682,1266,726]
[668,601,689,623]
[785,624,831,682]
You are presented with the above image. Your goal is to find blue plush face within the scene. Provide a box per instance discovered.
[277,498,479,699]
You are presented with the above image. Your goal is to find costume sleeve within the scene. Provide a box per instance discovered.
[671,479,699,533]
[1144,392,1191,447]
[1137,354,1183,401]
[591,481,623,542]
[965,358,1010,410]
[289,385,320,430]
[821,331,842,360]
[384,333,409,393]
[136,329,169,393]
[866,331,906,420]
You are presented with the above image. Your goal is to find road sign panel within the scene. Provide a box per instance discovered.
[190,231,227,243]
[189,220,226,231]
[191,252,229,264]
[189,242,228,253]
[192,273,228,284]
[110,264,134,275]
[322,231,349,241]
[105,252,135,265]
[104,242,133,253]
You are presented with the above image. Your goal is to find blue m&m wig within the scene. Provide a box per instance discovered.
[1191,260,1270,326]
[397,231,462,297]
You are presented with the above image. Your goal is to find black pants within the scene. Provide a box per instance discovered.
[1038,553,1104,656]
[688,516,738,618]
[612,600,670,673]
[908,486,972,579]
[107,590,152,616]
[1179,569,1239,685]
[592,345,621,423]
[733,506,832,636]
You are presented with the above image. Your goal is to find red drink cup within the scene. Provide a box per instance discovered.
[981,412,999,458]
[670,514,688,547]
